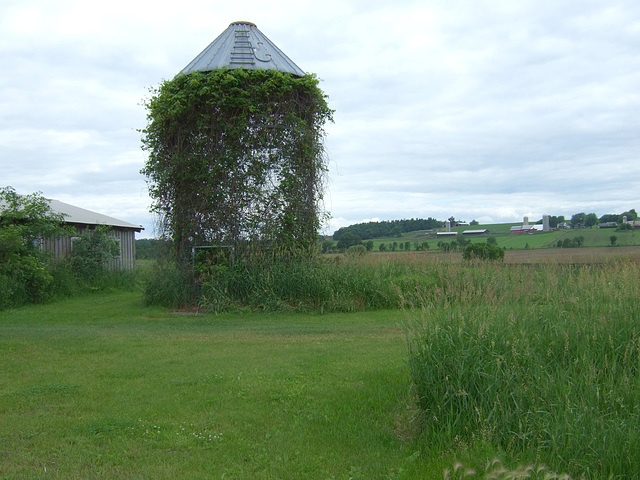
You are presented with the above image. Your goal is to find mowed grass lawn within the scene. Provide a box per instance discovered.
[1,291,434,479]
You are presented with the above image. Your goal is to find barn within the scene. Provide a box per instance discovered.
[42,199,144,270]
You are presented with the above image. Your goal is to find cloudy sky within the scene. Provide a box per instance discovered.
[2,0,639,237]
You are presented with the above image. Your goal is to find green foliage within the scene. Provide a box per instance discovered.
[0,187,68,309]
[462,242,505,261]
[333,217,442,241]
[584,212,598,227]
[143,257,197,308]
[570,212,586,227]
[557,235,585,248]
[0,186,68,244]
[71,226,120,282]
[141,69,333,259]
[320,238,335,253]
[547,215,565,228]
[336,232,362,251]
[617,222,633,231]
[135,238,170,259]
[622,208,638,220]
[438,240,456,252]
[600,209,637,224]
[195,255,398,313]
[346,244,366,257]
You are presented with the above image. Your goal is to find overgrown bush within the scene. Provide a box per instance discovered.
[462,242,504,261]
[346,244,367,257]
[71,226,120,283]
[0,188,66,309]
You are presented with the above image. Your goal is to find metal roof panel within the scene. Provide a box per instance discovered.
[181,21,306,76]
[48,199,144,231]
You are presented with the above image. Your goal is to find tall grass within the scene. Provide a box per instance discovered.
[198,255,403,313]
[406,260,640,478]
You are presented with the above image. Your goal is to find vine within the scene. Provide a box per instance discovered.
[141,68,333,260]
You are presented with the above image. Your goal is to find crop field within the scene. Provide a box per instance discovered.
[2,248,640,479]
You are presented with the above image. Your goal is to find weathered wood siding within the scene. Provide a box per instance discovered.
[42,225,137,270]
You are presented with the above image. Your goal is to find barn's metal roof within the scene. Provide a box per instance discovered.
[181,21,305,76]
[1,196,143,231]
[48,199,144,231]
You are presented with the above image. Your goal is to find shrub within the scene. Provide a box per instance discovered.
[346,244,366,257]
[462,242,504,261]
[0,188,66,309]
[336,232,362,251]
[71,226,120,283]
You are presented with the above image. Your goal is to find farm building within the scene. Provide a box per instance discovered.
[462,229,489,235]
[510,225,543,234]
[42,199,144,270]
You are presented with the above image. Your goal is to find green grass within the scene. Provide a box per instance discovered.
[4,255,639,478]
[406,260,640,479]
[0,290,438,479]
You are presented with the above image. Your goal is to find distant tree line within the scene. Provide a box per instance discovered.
[333,218,443,241]
[135,238,171,260]
[564,210,637,228]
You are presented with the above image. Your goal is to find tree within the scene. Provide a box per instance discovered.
[610,235,617,246]
[548,215,564,228]
[585,213,598,228]
[141,69,333,260]
[336,232,362,251]
[621,209,638,221]
[0,187,67,245]
[617,222,633,231]
[321,239,334,254]
[0,187,69,308]
[462,242,504,261]
[571,212,586,227]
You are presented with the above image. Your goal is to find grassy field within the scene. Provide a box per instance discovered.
[3,250,640,478]
[0,291,435,479]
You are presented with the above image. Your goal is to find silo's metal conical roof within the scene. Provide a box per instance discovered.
[181,21,306,76]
